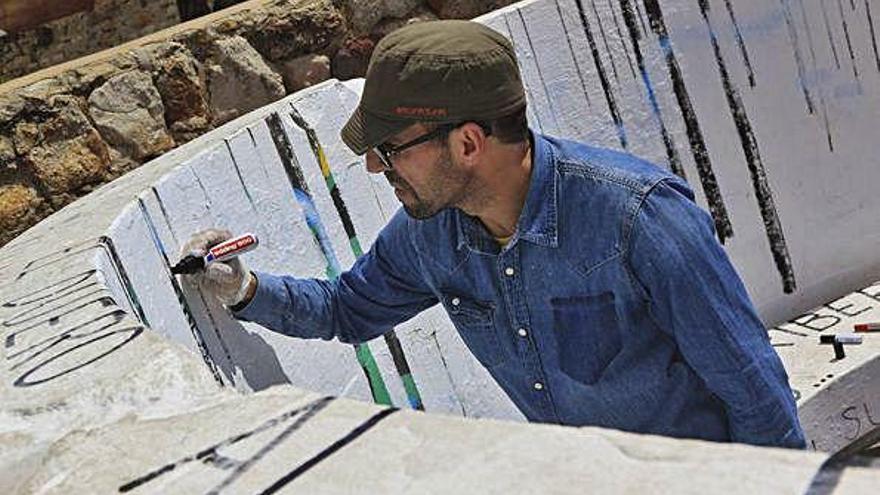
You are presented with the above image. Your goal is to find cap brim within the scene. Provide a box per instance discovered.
[341,106,411,155]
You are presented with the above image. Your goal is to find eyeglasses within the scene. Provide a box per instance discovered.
[372,122,491,171]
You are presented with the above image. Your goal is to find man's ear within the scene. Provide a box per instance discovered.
[454,122,490,164]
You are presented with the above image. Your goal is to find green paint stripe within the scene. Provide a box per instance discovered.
[401,374,424,410]
[285,107,422,409]
[356,343,393,406]
[348,237,363,257]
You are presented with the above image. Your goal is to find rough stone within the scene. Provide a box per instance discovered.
[0,0,179,84]
[276,53,331,92]
[340,0,422,34]
[427,0,511,19]
[88,70,176,161]
[0,94,25,123]
[0,135,15,167]
[15,78,71,107]
[229,0,347,62]
[106,146,141,178]
[370,6,439,39]
[14,96,111,206]
[0,183,46,246]
[134,42,211,144]
[60,58,138,95]
[331,36,374,81]
[204,35,286,125]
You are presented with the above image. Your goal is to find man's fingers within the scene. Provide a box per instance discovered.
[205,261,236,281]
[179,228,233,258]
[202,229,233,248]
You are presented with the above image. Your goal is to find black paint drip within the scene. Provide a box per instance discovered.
[152,181,237,385]
[837,0,861,83]
[796,0,836,152]
[866,0,880,72]
[138,196,225,385]
[574,0,628,148]
[779,0,816,114]
[606,0,638,80]
[555,0,593,108]
[224,139,259,212]
[724,0,756,87]
[821,0,843,69]
[634,0,650,39]
[503,14,545,133]
[516,9,563,133]
[619,0,684,178]
[589,0,622,85]
[697,0,797,293]
[641,0,734,242]
[97,236,149,326]
[285,104,423,411]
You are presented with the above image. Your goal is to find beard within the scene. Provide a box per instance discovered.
[384,145,468,220]
[386,172,437,219]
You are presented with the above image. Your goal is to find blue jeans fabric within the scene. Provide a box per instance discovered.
[236,131,806,449]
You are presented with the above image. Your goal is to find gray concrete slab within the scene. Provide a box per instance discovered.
[2,0,880,492]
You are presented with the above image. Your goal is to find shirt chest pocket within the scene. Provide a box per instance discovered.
[551,292,622,385]
[442,294,505,368]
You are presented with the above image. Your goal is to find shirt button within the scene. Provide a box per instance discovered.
[504,267,515,276]
[533,382,544,391]
[451,297,460,306]
[517,328,528,337]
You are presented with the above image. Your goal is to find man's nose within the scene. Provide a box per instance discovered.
[365,150,385,174]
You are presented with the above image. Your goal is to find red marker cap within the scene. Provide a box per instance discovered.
[854,322,880,333]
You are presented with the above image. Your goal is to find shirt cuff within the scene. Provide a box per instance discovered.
[229,271,274,319]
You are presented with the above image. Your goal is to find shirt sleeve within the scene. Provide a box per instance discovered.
[626,178,806,449]
[233,208,438,344]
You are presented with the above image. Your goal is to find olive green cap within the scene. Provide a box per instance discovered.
[341,20,526,155]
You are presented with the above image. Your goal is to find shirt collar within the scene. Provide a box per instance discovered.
[454,130,559,252]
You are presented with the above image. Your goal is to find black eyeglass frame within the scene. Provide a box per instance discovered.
[372,121,492,171]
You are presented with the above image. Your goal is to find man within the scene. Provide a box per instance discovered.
[183,20,805,448]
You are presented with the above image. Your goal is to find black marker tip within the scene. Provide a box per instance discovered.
[170,255,205,275]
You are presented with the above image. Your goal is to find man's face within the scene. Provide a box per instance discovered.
[366,124,471,219]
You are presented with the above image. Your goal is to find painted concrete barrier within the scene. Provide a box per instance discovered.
[2,0,880,492]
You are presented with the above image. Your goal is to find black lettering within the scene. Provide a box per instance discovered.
[865,403,880,426]
[841,406,861,441]
[15,239,99,281]
[8,310,124,368]
[14,325,143,387]
[258,408,398,494]
[858,286,880,302]
[769,325,808,337]
[792,312,840,332]
[119,397,334,492]
[4,296,115,347]
[825,296,872,317]
[2,270,95,308]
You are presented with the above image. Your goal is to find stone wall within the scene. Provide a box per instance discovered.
[0,0,515,247]
[0,0,181,84]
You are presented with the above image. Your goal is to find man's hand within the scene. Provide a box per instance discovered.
[179,228,255,307]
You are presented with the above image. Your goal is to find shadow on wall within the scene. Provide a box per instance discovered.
[179,281,291,392]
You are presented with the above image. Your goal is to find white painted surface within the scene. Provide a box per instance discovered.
[2,0,880,492]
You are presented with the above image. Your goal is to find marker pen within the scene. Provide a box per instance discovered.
[171,233,259,275]
[854,322,880,333]
[819,333,863,345]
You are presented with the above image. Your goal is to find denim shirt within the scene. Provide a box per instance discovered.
[237,132,806,449]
